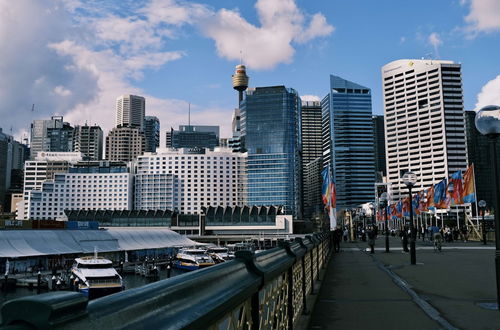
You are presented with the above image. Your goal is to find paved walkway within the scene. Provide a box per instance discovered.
[309,237,500,330]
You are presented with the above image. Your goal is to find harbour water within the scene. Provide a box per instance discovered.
[0,267,186,308]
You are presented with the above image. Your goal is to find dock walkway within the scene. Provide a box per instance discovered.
[308,237,500,330]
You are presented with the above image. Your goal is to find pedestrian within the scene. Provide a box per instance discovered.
[401,226,409,252]
[333,227,341,253]
[367,227,375,254]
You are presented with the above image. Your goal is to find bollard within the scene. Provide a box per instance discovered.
[74,278,79,292]
[69,274,74,291]
[51,275,56,291]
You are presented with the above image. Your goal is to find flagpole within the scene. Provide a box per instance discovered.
[471,163,480,228]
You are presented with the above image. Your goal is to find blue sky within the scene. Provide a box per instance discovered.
[1,0,499,142]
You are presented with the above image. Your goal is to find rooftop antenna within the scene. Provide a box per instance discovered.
[188,102,191,128]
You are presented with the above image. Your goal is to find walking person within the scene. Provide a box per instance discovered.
[401,226,409,253]
[367,227,376,254]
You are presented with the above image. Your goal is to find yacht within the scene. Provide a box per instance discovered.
[71,256,123,299]
[173,248,215,271]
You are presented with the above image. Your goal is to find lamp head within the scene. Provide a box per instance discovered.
[475,105,500,136]
[479,200,487,208]
[379,192,388,204]
[402,171,417,187]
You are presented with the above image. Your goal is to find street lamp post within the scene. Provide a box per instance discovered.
[475,105,500,309]
[403,171,417,265]
[380,192,389,253]
[479,200,487,245]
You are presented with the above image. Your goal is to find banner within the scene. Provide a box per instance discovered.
[433,179,447,209]
[462,164,476,203]
[321,167,337,229]
[450,170,463,206]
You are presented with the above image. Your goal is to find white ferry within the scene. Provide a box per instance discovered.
[71,256,124,299]
[173,248,215,271]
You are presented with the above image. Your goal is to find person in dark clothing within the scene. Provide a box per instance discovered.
[401,226,409,252]
[367,227,376,254]
[333,228,342,253]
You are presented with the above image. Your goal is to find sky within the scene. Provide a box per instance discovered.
[1,0,500,144]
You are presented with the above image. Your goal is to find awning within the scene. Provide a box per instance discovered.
[0,228,201,258]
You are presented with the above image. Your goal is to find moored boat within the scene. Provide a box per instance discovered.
[173,248,215,271]
[71,256,123,299]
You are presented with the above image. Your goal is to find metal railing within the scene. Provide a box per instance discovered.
[0,232,332,330]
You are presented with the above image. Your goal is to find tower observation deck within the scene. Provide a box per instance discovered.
[232,64,249,104]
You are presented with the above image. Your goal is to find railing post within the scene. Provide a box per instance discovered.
[287,265,294,330]
[301,256,308,315]
[251,291,260,330]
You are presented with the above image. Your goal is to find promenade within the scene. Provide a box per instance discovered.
[308,236,500,330]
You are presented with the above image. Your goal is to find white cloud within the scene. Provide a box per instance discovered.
[1,0,332,142]
[475,75,500,110]
[54,86,73,96]
[300,95,321,102]
[428,32,442,57]
[464,0,500,34]
[200,0,334,70]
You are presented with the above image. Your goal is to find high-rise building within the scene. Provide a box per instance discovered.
[373,115,387,182]
[72,124,103,160]
[301,100,323,220]
[382,59,467,199]
[19,152,83,219]
[0,128,26,211]
[27,161,132,220]
[322,75,375,210]
[134,148,246,214]
[30,116,73,157]
[465,110,500,212]
[241,86,302,217]
[228,109,243,152]
[105,127,146,162]
[165,125,219,150]
[144,116,160,153]
[116,95,145,130]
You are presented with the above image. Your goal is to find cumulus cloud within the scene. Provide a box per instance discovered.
[475,75,500,110]
[428,32,442,58]
[200,0,334,70]
[463,0,500,35]
[300,95,321,102]
[1,0,332,142]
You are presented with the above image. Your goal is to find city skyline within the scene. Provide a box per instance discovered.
[1,0,499,143]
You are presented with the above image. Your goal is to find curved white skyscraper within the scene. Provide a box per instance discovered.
[382,59,467,200]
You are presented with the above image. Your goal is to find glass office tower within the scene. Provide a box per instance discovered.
[322,75,375,211]
[241,86,302,218]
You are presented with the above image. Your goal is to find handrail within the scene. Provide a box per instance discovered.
[1,232,332,330]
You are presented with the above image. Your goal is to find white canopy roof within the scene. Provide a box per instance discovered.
[0,228,200,258]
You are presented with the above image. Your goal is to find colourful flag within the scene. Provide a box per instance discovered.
[449,170,463,205]
[426,186,435,210]
[418,190,428,212]
[434,179,447,209]
[462,165,476,203]
[321,167,332,210]
[396,200,403,218]
[403,197,410,217]
[412,192,420,215]
[321,167,337,230]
